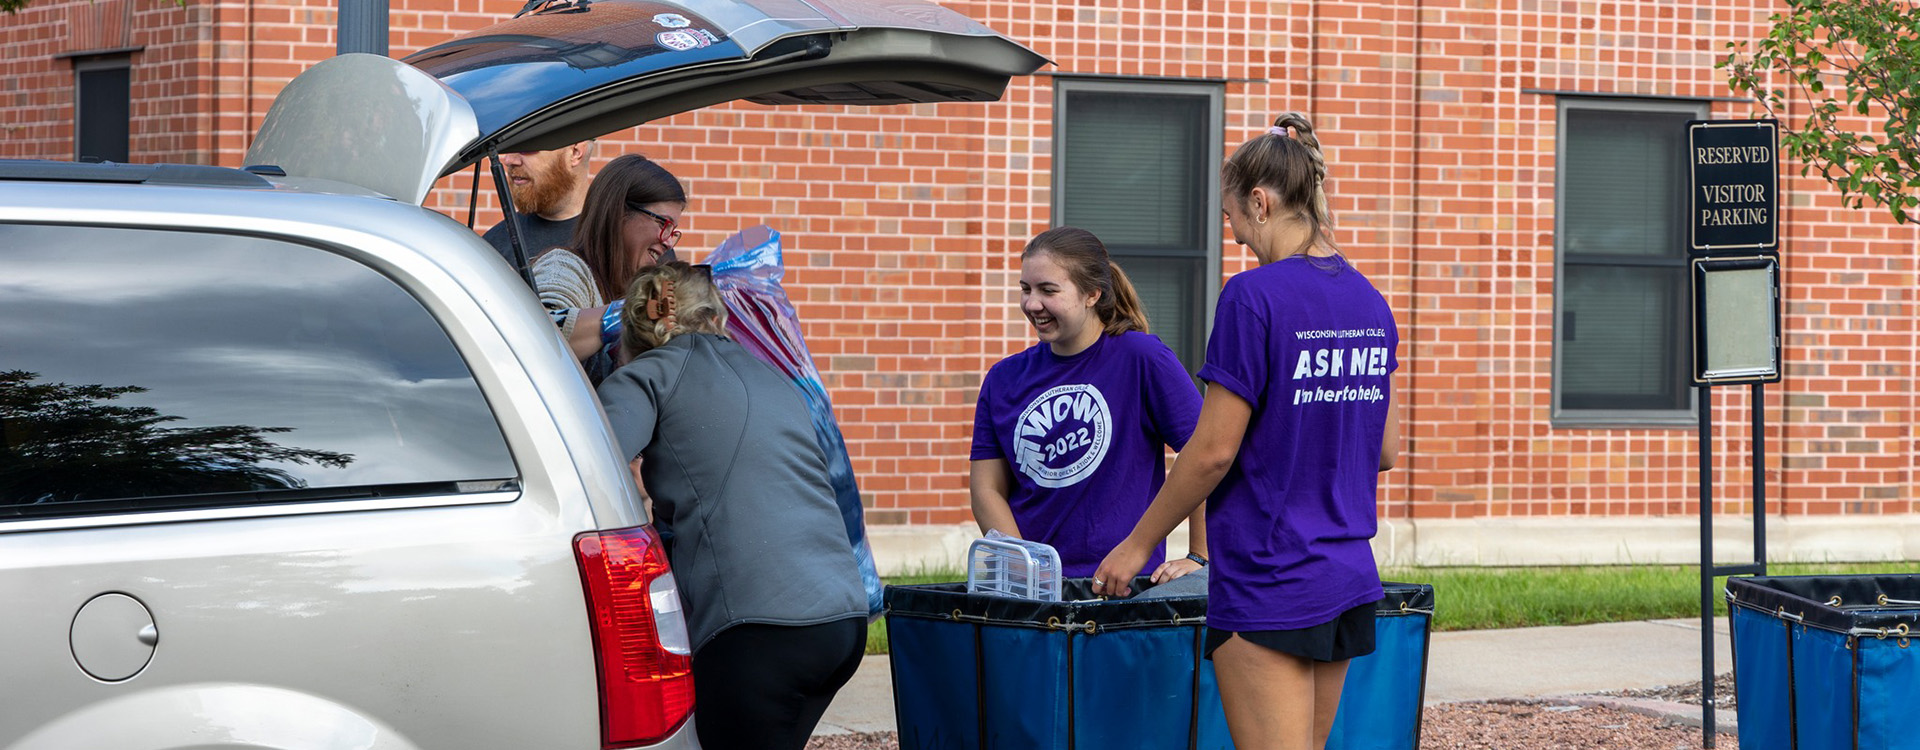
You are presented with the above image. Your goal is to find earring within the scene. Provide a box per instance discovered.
[1256,214,1267,225]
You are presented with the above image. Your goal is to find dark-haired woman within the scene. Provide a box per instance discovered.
[1094,113,1400,750]
[535,153,685,381]
[969,226,1206,580]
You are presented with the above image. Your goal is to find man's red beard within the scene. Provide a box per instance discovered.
[510,155,579,217]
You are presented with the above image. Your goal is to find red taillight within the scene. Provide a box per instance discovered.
[576,525,695,748]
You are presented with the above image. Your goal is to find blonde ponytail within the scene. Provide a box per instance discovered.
[1273,112,1331,231]
[1223,112,1339,258]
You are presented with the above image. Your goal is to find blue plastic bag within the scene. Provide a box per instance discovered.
[704,225,884,617]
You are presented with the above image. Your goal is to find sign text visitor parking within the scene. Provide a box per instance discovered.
[1688,119,1778,254]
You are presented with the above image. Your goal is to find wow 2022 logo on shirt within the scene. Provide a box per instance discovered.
[1012,384,1112,489]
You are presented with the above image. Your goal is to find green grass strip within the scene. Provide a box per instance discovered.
[1398,561,1920,631]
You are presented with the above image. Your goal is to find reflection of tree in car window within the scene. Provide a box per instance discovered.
[0,370,353,505]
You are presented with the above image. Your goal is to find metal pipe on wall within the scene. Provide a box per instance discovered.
[337,0,389,57]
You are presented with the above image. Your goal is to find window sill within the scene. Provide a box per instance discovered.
[1550,415,1698,430]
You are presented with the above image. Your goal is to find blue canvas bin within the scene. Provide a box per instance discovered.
[885,579,1434,750]
[1727,575,1920,750]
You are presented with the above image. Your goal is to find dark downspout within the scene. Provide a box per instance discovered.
[337,0,390,56]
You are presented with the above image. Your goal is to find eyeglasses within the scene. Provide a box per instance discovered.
[627,202,682,247]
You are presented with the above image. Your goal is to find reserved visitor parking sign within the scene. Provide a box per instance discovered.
[1687,119,1778,254]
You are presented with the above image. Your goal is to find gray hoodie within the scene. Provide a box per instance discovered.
[598,333,865,651]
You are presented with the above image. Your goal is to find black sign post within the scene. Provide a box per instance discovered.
[1685,119,1779,748]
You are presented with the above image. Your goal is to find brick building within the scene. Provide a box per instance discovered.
[6,0,1915,567]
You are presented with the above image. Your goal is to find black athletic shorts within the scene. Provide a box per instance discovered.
[1205,600,1377,663]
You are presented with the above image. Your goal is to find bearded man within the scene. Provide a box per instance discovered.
[482,141,593,268]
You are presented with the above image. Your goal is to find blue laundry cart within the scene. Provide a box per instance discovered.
[1727,575,1920,750]
[884,578,1433,750]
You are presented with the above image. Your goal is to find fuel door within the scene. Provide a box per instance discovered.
[69,593,157,682]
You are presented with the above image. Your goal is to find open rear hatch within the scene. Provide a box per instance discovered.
[246,0,1046,204]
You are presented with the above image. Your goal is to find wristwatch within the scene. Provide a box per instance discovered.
[1185,552,1209,567]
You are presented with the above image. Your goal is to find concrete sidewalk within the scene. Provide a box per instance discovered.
[813,616,1736,736]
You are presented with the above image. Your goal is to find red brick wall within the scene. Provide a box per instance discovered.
[4,0,1913,527]
[1,0,220,162]
[0,3,70,156]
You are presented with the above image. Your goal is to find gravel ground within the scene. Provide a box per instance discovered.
[807,699,1720,749]
[806,732,898,750]
[1600,673,1738,709]
[1420,700,1712,749]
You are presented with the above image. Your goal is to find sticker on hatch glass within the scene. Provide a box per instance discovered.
[656,29,708,50]
[652,12,691,28]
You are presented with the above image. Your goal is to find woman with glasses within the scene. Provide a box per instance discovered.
[533,153,685,381]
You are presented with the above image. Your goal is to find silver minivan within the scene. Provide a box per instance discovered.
[0,2,1040,748]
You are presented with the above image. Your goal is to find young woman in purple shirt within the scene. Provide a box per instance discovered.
[970,227,1207,580]
[1094,114,1401,750]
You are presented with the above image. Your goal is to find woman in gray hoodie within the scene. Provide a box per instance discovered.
[596,261,867,750]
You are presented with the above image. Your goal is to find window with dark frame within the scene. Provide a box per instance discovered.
[74,56,131,163]
[1054,80,1222,374]
[1554,101,1705,421]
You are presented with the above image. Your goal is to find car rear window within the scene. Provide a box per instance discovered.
[0,224,517,518]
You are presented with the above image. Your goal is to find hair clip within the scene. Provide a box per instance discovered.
[644,279,678,322]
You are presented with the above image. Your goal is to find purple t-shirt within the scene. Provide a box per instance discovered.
[972,331,1202,577]
[1197,255,1398,631]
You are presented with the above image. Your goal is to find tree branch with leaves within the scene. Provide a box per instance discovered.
[1720,0,1919,223]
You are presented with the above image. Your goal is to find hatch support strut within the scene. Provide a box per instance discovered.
[486,151,537,287]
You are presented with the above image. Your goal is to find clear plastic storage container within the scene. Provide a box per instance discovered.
[965,534,1062,602]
